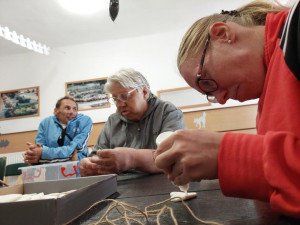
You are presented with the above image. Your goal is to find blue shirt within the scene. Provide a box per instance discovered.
[36,113,93,163]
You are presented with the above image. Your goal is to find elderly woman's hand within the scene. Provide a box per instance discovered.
[95,147,133,174]
[79,156,102,177]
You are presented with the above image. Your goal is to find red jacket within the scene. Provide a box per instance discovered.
[218,5,300,218]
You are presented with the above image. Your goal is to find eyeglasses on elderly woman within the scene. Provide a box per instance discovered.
[108,88,138,105]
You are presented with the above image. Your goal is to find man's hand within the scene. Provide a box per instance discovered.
[23,142,43,164]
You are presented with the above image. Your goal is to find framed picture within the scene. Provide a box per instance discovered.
[157,86,211,109]
[0,86,40,121]
[65,77,110,111]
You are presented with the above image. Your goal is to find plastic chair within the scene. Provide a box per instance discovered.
[5,162,28,185]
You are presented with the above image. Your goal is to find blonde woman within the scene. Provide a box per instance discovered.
[155,0,300,218]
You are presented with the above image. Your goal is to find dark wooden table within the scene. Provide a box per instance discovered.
[70,173,300,225]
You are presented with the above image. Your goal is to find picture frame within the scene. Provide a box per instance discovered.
[65,77,110,111]
[0,86,40,121]
[157,86,211,109]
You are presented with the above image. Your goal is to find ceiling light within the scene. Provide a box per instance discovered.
[58,0,107,14]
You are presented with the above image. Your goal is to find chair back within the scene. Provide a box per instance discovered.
[5,162,28,185]
[0,157,7,187]
[5,163,28,176]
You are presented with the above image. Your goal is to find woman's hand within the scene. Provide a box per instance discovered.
[155,129,224,186]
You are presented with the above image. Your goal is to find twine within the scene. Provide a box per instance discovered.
[65,197,223,225]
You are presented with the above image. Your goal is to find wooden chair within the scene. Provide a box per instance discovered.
[5,163,28,185]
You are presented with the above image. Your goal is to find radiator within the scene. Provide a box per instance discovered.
[0,151,24,165]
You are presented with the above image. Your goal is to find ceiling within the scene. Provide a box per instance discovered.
[0,0,213,57]
[0,0,296,57]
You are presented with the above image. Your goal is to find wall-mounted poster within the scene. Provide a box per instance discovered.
[65,77,110,111]
[157,86,211,109]
[0,86,40,120]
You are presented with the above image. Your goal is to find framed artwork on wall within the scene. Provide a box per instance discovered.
[0,86,40,121]
[65,77,110,111]
[157,86,211,109]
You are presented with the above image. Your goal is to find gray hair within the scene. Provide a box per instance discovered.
[105,68,152,100]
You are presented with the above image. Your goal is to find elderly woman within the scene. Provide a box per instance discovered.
[155,0,300,218]
[79,68,186,176]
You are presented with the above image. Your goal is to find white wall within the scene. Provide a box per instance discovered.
[0,0,259,134]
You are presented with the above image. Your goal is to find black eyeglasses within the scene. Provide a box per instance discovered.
[197,34,218,103]
[57,127,72,146]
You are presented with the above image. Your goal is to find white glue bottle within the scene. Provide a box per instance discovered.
[156,131,189,193]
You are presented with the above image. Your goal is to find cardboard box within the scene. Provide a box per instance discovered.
[0,174,117,225]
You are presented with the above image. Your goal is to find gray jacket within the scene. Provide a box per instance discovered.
[92,96,186,153]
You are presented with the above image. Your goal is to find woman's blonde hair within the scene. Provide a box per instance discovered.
[177,0,289,71]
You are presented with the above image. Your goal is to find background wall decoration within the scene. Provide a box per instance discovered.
[65,78,110,111]
[0,86,40,121]
[157,87,211,109]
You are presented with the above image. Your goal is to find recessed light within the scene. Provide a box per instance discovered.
[58,0,107,15]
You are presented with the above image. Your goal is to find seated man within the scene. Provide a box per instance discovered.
[23,96,93,164]
[79,68,187,176]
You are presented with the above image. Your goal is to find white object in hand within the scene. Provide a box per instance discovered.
[155,131,174,146]
[156,131,190,193]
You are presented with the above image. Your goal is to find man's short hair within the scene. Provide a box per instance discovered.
[55,96,78,110]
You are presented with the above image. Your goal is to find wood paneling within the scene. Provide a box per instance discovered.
[184,104,257,132]
[0,104,258,154]
[0,131,37,154]
[88,123,105,147]
[0,122,105,154]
